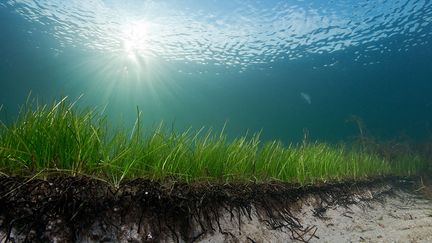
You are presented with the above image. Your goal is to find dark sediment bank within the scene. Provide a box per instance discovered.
[0,175,428,242]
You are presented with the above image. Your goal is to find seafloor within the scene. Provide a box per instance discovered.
[1,176,431,242]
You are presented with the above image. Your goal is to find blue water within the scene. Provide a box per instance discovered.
[1,0,432,143]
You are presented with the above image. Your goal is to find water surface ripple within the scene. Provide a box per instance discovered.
[1,0,431,68]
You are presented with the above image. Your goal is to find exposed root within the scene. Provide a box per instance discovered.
[0,175,416,242]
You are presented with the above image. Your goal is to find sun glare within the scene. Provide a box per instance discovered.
[85,17,176,101]
[122,20,150,60]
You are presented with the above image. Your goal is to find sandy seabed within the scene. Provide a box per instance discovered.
[306,191,432,242]
[202,188,432,243]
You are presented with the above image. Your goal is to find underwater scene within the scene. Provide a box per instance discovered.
[1,0,431,142]
[0,0,432,242]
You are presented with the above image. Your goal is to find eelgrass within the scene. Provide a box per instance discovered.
[0,97,428,187]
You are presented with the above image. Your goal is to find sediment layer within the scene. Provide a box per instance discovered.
[0,176,427,242]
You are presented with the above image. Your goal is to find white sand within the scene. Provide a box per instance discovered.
[201,189,432,243]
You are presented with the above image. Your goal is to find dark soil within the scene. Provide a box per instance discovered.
[0,175,419,242]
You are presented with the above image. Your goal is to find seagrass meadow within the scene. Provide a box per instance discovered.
[0,97,428,187]
[2,0,432,241]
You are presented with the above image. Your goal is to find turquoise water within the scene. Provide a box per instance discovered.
[0,0,431,143]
